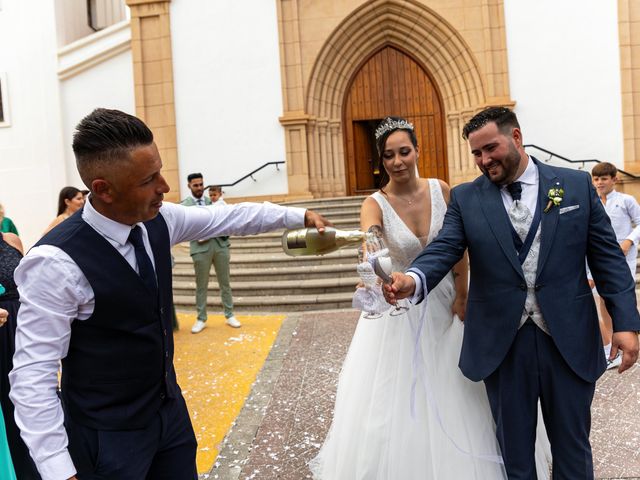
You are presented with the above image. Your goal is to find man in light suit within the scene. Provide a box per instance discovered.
[386,107,640,479]
[181,174,239,332]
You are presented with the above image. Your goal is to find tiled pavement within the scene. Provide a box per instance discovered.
[208,310,640,480]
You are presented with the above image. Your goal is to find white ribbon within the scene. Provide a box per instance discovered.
[409,296,504,465]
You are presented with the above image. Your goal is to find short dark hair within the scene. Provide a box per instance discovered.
[72,108,153,189]
[57,186,82,216]
[187,173,203,183]
[462,107,520,140]
[208,185,222,193]
[592,162,618,177]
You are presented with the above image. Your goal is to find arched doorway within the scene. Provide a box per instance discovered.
[343,46,448,195]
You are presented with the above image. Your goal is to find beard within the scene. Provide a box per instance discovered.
[481,142,522,186]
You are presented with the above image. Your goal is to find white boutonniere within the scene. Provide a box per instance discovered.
[544,184,564,213]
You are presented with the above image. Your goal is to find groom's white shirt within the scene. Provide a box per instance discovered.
[407,155,537,302]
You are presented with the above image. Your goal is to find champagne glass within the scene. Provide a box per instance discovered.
[365,233,409,317]
[357,244,383,319]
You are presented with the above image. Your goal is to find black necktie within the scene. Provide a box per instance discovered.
[196,198,203,206]
[128,226,158,293]
[506,182,522,202]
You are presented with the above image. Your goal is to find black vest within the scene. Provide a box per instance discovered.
[36,209,177,430]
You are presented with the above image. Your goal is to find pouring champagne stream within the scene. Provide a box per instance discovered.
[281,226,408,316]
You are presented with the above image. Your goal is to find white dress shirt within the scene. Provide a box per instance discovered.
[408,156,537,302]
[190,193,206,206]
[601,190,640,244]
[599,189,640,275]
[9,198,305,480]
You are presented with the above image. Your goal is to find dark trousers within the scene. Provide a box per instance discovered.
[66,395,197,480]
[484,322,595,480]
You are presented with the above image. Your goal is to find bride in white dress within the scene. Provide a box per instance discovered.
[309,117,550,479]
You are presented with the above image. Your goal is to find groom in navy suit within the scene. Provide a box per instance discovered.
[386,107,640,479]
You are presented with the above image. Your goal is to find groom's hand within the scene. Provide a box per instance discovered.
[383,272,416,305]
[610,331,639,373]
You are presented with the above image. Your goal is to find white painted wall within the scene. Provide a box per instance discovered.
[59,50,135,190]
[504,0,623,171]
[170,0,288,199]
[0,1,67,248]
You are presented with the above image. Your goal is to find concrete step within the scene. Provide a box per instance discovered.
[172,195,366,312]
[173,247,358,268]
[173,291,354,312]
[173,262,357,281]
[280,196,367,208]
[173,276,360,297]
[284,205,362,216]
[172,217,361,251]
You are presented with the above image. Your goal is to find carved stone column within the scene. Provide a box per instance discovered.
[481,0,512,106]
[126,0,180,201]
[305,118,319,196]
[279,113,313,199]
[329,120,346,196]
[315,119,333,197]
[276,0,312,198]
[618,0,640,172]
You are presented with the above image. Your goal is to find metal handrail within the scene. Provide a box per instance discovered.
[524,144,640,180]
[207,161,285,188]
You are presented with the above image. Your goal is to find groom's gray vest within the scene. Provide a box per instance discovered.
[509,200,549,334]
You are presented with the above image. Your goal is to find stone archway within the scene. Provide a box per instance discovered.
[277,0,514,198]
[343,45,448,195]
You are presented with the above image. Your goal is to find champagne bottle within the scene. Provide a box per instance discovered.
[281,227,371,256]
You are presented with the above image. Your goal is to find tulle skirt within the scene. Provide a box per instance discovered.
[310,273,551,479]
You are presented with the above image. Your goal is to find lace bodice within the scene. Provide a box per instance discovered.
[371,179,447,272]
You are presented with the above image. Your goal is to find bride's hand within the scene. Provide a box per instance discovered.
[452,295,467,322]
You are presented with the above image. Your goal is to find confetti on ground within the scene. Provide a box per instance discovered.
[173,312,284,474]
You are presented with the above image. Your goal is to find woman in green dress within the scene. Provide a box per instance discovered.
[0,204,18,235]
[0,308,16,480]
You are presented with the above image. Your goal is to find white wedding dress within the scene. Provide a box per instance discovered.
[310,180,551,479]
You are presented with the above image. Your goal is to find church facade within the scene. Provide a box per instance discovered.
[0,0,638,246]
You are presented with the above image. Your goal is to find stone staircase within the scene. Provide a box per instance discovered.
[173,194,640,313]
[172,196,367,312]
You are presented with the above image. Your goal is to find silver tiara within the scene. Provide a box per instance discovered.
[374,118,414,140]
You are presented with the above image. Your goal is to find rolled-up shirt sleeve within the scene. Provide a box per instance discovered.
[160,201,306,245]
[9,246,91,480]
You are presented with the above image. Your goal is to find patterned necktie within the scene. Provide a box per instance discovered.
[128,225,158,293]
[506,182,532,241]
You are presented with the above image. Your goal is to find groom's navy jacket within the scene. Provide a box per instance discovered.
[410,158,640,382]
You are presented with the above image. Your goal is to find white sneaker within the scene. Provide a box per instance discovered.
[606,351,622,370]
[225,316,241,328]
[191,320,207,334]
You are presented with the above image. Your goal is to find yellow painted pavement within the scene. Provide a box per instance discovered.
[173,312,284,474]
